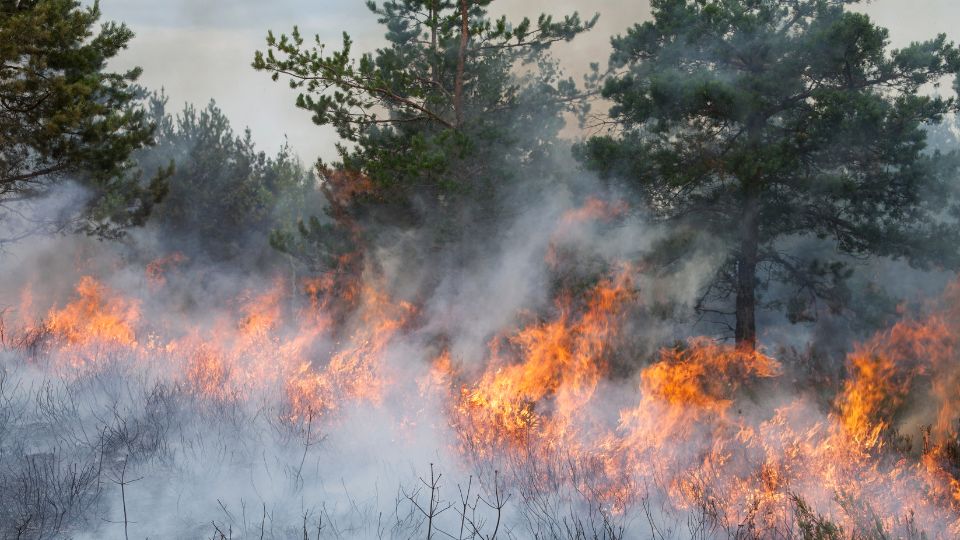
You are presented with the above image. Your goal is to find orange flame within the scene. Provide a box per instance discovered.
[10,254,960,536]
[45,276,140,348]
[457,268,634,452]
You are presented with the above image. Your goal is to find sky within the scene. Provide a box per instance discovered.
[98,0,960,165]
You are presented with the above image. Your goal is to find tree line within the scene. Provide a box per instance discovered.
[3,0,960,351]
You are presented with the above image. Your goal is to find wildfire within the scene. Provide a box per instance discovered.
[7,252,960,537]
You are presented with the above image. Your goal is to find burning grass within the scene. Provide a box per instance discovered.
[3,206,960,538]
[2,268,960,538]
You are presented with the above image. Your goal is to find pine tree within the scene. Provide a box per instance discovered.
[254,0,596,277]
[0,0,169,241]
[139,94,315,264]
[578,0,960,350]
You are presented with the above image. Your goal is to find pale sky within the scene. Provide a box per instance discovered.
[99,0,960,165]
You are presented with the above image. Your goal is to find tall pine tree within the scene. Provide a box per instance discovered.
[578,0,960,350]
[255,1,596,282]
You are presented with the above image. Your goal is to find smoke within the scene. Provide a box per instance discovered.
[4,74,958,537]
[0,140,740,538]
[3,147,956,537]
[4,3,960,539]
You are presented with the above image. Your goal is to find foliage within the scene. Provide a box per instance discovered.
[577,0,960,348]
[0,0,169,241]
[140,94,316,262]
[255,0,597,273]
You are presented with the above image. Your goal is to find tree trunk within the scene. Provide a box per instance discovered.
[430,0,438,84]
[454,0,468,126]
[735,196,759,351]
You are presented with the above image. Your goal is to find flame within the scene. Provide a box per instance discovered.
[44,276,140,348]
[10,238,960,536]
[638,338,781,418]
[837,316,953,447]
[286,283,415,419]
[237,278,286,340]
[145,252,187,290]
[836,280,960,448]
[560,197,628,227]
[457,268,634,452]
[445,276,960,535]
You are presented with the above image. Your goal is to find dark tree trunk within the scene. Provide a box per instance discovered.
[735,235,758,351]
[455,0,468,126]
[735,195,759,351]
[430,0,438,84]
